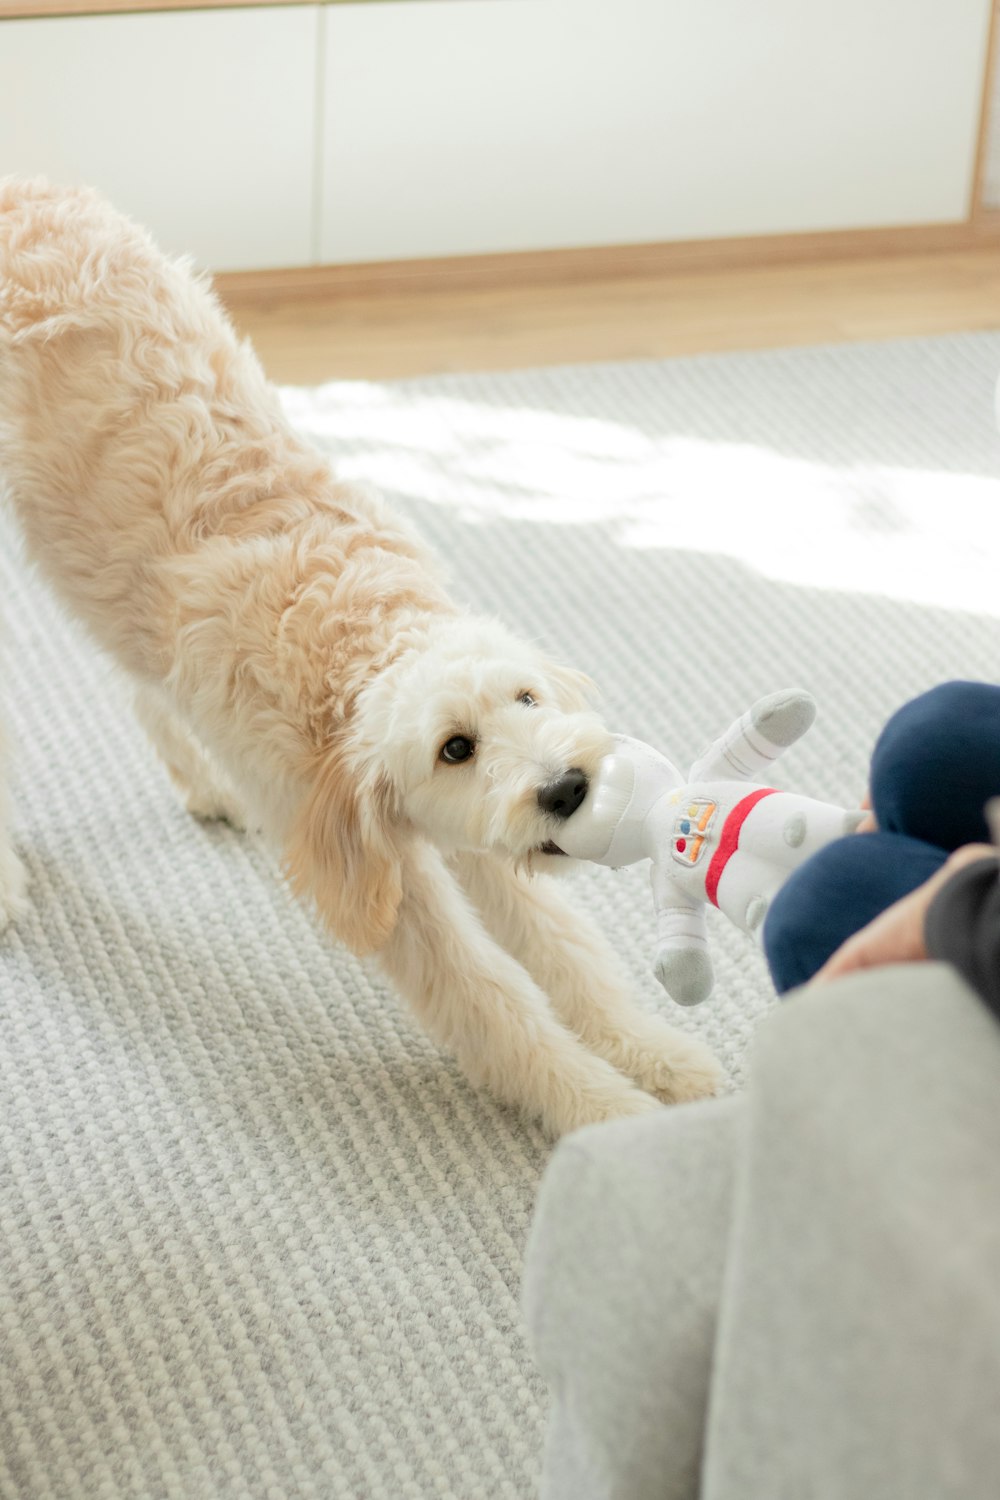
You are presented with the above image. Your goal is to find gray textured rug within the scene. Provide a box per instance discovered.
[2,333,1000,1499]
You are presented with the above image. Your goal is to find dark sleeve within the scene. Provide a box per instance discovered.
[925,856,1000,1022]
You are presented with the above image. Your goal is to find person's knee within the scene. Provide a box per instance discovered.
[870,680,1000,843]
[875,682,981,761]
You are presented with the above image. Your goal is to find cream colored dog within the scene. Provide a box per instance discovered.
[0,179,721,1136]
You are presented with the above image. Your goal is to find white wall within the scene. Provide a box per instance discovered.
[0,0,993,272]
[0,6,318,269]
[322,0,993,262]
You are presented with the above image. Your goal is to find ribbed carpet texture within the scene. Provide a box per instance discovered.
[2,333,999,1499]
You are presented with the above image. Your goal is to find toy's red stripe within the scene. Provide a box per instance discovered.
[705,788,778,908]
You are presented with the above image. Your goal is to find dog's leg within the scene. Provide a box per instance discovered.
[133,687,248,827]
[452,853,723,1105]
[378,842,664,1138]
[0,719,28,931]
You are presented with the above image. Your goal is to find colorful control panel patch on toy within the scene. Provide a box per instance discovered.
[671,799,718,868]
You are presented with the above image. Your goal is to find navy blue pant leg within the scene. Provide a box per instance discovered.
[762,832,946,995]
[763,681,1000,994]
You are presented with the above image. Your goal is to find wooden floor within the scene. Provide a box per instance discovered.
[219,246,1000,386]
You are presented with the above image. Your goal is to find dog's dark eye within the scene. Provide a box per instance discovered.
[440,735,476,764]
[518,692,537,707]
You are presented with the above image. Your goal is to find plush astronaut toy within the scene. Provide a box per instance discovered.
[556,689,864,1006]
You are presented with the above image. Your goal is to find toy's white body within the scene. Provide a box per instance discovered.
[556,690,862,1005]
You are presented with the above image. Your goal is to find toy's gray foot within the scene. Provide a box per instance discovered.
[752,689,816,749]
[654,947,714,1006]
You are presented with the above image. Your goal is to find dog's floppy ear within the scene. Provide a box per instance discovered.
[283,748,404,956]
[546,662,599,713]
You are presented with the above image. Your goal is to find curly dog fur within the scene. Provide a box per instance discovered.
[0,179,720,1135]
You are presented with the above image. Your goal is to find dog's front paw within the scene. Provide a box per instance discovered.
[185,787,248,831]
[548,1084,663,1137]
[539,1074,665,1140]
[630,1028,725,1105]
[0,849,29,933]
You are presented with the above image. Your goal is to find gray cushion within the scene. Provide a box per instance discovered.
[524,965,1000,1500]
[704,965,1000,1500]
[524,1097,739,1500]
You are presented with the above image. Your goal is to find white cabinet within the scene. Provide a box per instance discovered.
[320,0,993,264]
[0,0,993,272]
[0,6,319,270]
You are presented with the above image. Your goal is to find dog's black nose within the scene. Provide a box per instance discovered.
[538,769,588,820]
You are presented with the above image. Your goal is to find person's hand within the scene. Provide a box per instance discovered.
[855,792,877,835]
[810,843,998,986]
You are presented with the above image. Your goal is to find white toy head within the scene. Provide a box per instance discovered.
[553,737,683,866]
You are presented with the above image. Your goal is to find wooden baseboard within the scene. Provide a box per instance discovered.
[214,220,1000,306]
[1,0,310,17]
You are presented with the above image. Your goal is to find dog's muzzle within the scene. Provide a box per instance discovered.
[537,769,588,855]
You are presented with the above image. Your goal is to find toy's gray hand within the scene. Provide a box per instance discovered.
[752,688,816,749]
[688,688,816,782]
